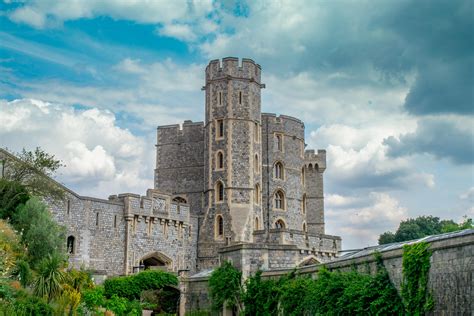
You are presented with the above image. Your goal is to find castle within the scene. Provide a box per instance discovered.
[1,57,341,279]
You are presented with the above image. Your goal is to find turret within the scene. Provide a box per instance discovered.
[304,149,326,234]
[198,58,264,268]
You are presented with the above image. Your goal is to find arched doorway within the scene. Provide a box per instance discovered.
[140,252,172,271]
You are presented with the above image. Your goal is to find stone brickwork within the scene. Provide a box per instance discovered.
[182,230,474,314]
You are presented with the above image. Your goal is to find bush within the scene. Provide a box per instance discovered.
[103,270,178,300]
[239,263,405,315]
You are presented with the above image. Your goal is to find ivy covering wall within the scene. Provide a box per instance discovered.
[206,243,434,315]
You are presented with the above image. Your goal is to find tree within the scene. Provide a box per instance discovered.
[13,198,66,268]
[379,215,473,245]
[0,179,30,220]
[378,231,395,245]
[208,261,243,313]
[2,147,65,201]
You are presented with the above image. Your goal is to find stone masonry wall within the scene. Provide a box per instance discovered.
[183,230,473,314]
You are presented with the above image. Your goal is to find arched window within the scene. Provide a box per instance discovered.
[275,219,286,229]
[67,236,75,254]
[274,190,285,210]
[302,194,306,214]
[308,163,313,170]
[274,162,284,179]
[254,184,260,204]
[255,217,259,230]
[216,181,224,202]
[254,154,259,174]
[216,151,224,169]
[216,215,224,238]
[172,196,187,204]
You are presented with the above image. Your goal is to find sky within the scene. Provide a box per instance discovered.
[0,0,473,249]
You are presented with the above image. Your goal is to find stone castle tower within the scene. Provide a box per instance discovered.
[5,57,340,278]
[155,58,339,272]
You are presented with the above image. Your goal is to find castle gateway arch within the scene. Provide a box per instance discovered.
[139,251,173,271]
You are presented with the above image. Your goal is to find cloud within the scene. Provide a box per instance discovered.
[156,24,197,42]
[384,117,474,165]
[459,187,474,200]
[3,58,204,130]
[307,120,436,192]
[326,192,408,249]
[0,98,152,197]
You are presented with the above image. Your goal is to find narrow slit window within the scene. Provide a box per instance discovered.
[114,215,117,228]
[239,91,242,104]
[95,212,99,226]
[217,152,224,169]
[217,120,224,138]
[67,200,71,215]
[219,91,222,105]
[276,134,283,151]
[216,181,224,202]
[216,215,224,237]
[254,154,259,174]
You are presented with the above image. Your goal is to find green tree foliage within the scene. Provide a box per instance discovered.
[242,271,279,315]
[401,242,433,314]
[0,179,30,220]
[33,254,67,302]
[2,147,65,201]
[12,197,66,268]
[379,215,473,244]
[208,261,243,313]
[238,263,404,315]
[103,270,178,300]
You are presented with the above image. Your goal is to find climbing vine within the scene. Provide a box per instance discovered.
[401,241,434,314]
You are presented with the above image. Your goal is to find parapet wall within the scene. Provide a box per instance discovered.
[206,57,261,84]
[157,120,204,146]
[304,149,326,171]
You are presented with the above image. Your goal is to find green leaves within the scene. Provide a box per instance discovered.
[208,261,243,312]
[33,254,67,302]
[103,270,178,300]
[13,197,66,268]
[379,215,473,245]
[401,242,433,314]
[3,147,65,201]
[221,263,405,315]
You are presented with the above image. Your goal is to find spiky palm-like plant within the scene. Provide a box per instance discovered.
[33,254,66,302]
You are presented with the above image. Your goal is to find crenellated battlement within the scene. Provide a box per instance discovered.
[157,120,204,145]
[116,190,189,223]
[304,149,326,171]
[206,57,262,84]
[262,112,305,139]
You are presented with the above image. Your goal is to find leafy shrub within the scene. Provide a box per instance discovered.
[82,286,105,309]
[401,242,433,314]
[239,262,405,315]
[103,270,178,300]
[208,261,243,313]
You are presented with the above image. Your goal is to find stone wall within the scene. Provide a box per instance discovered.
[182,230,473,314]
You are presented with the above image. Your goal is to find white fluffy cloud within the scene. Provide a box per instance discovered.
[8,0,212,28]
[0,98,152,196]
[326,192,408,249]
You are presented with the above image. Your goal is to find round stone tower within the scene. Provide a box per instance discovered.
[198,57,265,268]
